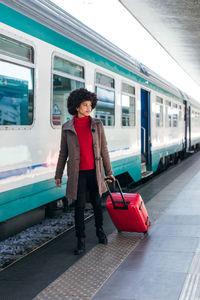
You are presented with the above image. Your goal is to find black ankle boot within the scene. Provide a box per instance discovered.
[74,238,85,255]
[96,227,108,244]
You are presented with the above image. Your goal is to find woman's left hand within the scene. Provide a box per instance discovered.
[106,174,115,183]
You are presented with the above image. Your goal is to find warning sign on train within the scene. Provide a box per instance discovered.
[53,104,61,115]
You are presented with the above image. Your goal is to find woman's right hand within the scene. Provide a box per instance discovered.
[55,178,62,188]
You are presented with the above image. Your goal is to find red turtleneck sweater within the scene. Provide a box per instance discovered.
[74,115,95,170]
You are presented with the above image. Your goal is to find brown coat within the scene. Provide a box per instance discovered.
[55,117,113,200]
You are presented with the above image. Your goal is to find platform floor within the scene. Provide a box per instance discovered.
[94,178,200,298]
[32,152,200,300]
[2,152,200,300]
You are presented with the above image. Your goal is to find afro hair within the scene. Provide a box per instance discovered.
[67,88,98,115]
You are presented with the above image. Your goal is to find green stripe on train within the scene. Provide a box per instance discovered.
[191,138,200,146]
[151,144,183,172]
[0,3,182,102]
[0,177,67,222]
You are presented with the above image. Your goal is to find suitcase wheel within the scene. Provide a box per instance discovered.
[117,229,122,233]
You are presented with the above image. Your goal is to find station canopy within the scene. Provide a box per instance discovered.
[120,0,200,86]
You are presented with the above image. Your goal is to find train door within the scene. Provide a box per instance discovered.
[141,89,152,177]
[184,101,191,151]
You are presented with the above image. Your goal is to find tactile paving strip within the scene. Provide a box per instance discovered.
[34,232,142,300]
[179,241,200,300]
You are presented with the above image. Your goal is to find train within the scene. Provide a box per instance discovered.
[1,0,200,238]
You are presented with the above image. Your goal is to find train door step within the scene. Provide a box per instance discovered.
[141,162,146,173]
[142,170,153,178]
[187,150,194,154]
[141,162,153,178]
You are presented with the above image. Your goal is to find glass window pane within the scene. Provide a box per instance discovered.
[54,56,84,78]
[165,99,171,106]
[173,114,178,127]
[156,96,163,104]
[179,110,182,121]
[122,83,135,95]
[95,86,115,126]
[165,106,172,127]
[0,34,34,63]
[121,94,135,126]
[156,103,163,127]
[165,106,168,127]
[173,111,178,127]
[52,74,84,125]
[0,60,34,125]
[96,72,114,88]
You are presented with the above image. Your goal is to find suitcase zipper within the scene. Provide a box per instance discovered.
[139,201,143,210]
[145,216,149,225]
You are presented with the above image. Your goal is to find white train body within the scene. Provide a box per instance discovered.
[1,0,200,223]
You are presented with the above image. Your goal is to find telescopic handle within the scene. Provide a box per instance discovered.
[105,178,128,209]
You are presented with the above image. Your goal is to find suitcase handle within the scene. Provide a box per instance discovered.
[105,178,128,210]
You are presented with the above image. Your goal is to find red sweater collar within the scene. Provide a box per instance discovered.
[74,115,90,124]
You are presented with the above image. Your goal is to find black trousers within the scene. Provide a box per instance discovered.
[75,169,103,238]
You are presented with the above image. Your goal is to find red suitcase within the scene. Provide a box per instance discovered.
[106,179,151,233]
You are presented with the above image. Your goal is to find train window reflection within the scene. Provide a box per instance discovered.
[0,34,34,63]
[96,73,114,88]
[172,103,178,127]
[165,100,172,127]
[0,60,34,126]
[121,83,135,127]
[121,95,135,126]
[122,82,135,95]
[52,56,85,126]
[156,96,163,127]
[156,104,163,127]
[165,106,172,127]
[54,56,84,78]
[95,86,115,126]
[52,74,84,125]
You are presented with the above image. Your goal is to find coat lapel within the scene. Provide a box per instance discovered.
[90,117,99,147]
[62,119,77,135]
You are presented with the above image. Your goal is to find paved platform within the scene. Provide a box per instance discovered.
[93,156,200,300]
[33,152,200,300]
[2,152,200,300]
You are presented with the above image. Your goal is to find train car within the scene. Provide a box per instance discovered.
[1,0,200,236]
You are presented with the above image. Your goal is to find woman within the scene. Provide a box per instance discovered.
[55,88,114,255]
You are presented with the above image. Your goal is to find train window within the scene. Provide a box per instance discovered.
[179,105,182,121]
[192,110,196,119]
[0,34,34,63]
[95,72,115,126]
[172,103,178,127]
[0,35,34,126]
[165,100,171,106]
[165,100,172,127]
[121,83,136,127]
[156,96,163,127]
[156,96,163,104]
[52,56,85,126]
[122,82,135,95]
[54,56,84,78]
[96,73,114,88]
